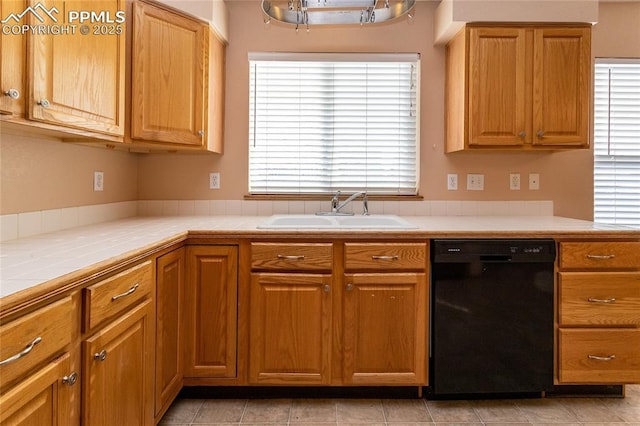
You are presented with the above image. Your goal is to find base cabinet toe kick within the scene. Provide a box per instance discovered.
[1,236,640,425]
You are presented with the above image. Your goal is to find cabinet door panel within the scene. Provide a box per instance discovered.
[0,0,26,116]
[343,273,427,385]
[469,28,527,146]
[131,1,205,146]
[155,248,185,417]
[0,354,73,426]
[533,28,590,146]
[28,0,125,135]
[83,300,153,426]
[250,273,332,384]
[185,246,237,378]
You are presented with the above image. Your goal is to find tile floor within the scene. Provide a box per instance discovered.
[160,385,640,425]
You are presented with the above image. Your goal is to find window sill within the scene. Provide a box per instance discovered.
[244,194,424,201]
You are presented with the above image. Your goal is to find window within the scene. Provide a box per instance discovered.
[248,53,419,195]
[593,59,640,228]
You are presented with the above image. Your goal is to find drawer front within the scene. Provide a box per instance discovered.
[559,328,640,384]
[559,242,640,270]
[559,272,640,325]
[84,261,152,331]
[344,243,427,271]
[251,243,333,271]
[0,297,73,388]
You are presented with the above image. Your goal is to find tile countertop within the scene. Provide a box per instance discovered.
[1,215,638,304]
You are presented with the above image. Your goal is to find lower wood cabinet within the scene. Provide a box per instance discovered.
[155,248,185,420]
[0,353,75,425]
[249,273,333,384]
[185,246,238,378]
[343,273,427,385]
[82,299,154,426]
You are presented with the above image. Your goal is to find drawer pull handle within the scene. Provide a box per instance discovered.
[111,283,139,301]
[588,354,616,361]
[588,297,616,304]
[586,254,616,260]
[62,372,78,386]
[94,350,107,361]
[0,336,42,366]
[276,255,305,261]
[372,255,399,261]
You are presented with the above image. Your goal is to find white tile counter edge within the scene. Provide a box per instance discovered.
[1,213,638,300]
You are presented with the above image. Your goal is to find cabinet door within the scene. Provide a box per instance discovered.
[532,27,590,146]
[250,273,332,384]
[468,27,528,146]
[155,248,184,418]
[0,0,25,116]
[343,273,427,385]
[0,353,75,425]
[28,0,125,136]
[185,246,237,378]
[131,1,206,146]
[83,300,153,426]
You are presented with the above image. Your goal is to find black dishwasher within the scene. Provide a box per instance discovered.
[429,239,556,398]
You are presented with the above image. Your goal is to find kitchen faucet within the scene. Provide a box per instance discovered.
[319,190,369,216]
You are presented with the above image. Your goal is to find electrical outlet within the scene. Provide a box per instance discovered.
[510,173,521,190]
[529,173,540,190]
[447,174,458,190]
[209,172,220,189]
[467,174,484,191]
[94,171,104,192]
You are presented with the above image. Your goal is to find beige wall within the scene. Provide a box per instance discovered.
[2,2,639,219]
[0,128,138,215]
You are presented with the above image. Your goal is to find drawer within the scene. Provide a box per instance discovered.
[0,297,74,388]
[559,242,640,270]
[559,272,640,326]
[558,328,640,384]
[344,243,427,271]
[251,243,333,271]
[83,261,152,331]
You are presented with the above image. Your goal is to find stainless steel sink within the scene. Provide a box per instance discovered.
[257,214,417,229]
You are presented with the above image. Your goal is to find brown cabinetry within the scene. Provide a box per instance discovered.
[184,246,238,378]
[1,0,126,139]
[130,1,225,152]
[446,24,590,152]
[81,261,154,426]
[557,241,640,384]
[343,243,428,385]
[155,248,185,420]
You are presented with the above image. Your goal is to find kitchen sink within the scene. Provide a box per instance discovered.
[258,214,417,229]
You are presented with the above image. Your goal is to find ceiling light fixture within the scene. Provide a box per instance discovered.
[261,0,416,29]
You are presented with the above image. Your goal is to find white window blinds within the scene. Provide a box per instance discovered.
[594,60,640,228]
[248,53,419,195]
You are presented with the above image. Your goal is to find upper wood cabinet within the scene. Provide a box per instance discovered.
[0,0,26,117]
[446,24,591,152]
[130,1,225,152]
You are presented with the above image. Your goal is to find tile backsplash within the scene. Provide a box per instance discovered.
[1,199,553,242]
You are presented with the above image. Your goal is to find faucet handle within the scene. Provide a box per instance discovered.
[362,193,369,215]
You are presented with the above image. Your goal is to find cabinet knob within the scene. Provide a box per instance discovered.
[62,371,78,386]
[518,131,526,138]
[345,283,354,291]
[3,89,20,99]
[536,130,545,138]
[197,130,205,137]
[323,284,330,293]
[37,99,51,108]
[94,350,107,362]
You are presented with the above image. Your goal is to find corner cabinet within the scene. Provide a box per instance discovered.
[184,246,238,379]
[130,1,225,153]
[445,24,591,152]
[557,241,640,384]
